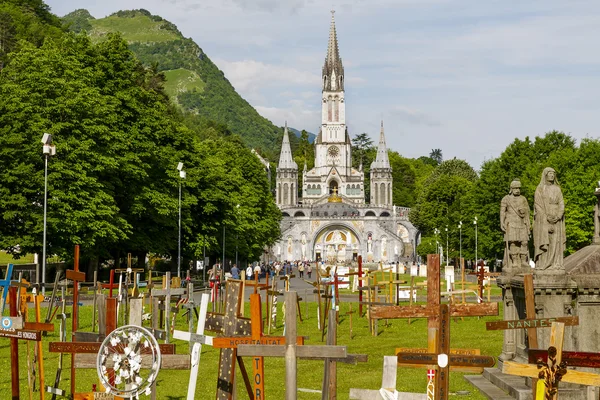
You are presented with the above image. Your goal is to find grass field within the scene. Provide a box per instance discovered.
[90,15,180,43]
[0,293,504,399]
[163,69,205,99]
[0,251,35,265]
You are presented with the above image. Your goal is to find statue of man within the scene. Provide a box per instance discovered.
[533,167,566,270]
[500,179,531,269]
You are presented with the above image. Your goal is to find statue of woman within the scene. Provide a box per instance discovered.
[533,167,566,270]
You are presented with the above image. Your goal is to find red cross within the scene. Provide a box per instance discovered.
[427,369,435,379]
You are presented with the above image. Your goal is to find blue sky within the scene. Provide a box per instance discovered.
[44,0,600,169]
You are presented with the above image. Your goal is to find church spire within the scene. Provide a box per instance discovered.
[370,121,391,170]
[278,122,297,170]
[322,10,344,91]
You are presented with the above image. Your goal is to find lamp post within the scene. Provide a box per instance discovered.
[235,204,240,268]
[177,162,186,279]
[474,216,478,269]
[458,221,463,269]
[434,228,441,260]
[41,133,55,295]
[445,226,449,267]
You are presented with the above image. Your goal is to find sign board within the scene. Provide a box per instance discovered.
[419,265,427,277]
[196,260,204,270]
[397,289,416,300]
[337,267,349,289]
[444,266,455,284]
[410,265,418,277]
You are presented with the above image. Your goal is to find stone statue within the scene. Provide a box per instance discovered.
[367,233,373,253]
[500,179,531,269]
[301,233,307,259]
[594,184,600,244]
[533,167,566,270]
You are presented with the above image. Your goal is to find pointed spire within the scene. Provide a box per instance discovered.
[278,122,298,170]
[322,10,344,91]
[370,120,391,170]
[326,10,341,70]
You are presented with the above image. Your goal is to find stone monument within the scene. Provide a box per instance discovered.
[469,173,600,400]
[500,179,531,273]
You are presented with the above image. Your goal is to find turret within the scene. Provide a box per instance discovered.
[370,121,393,206]
[276,123,298,207]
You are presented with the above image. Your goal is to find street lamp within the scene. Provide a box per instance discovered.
[235,204,240,268]
[474,216,478,269]
[458,221,463,269]
[177,162,186,279]
[434,228,441,259]
[445,226,449,267]
[41,133,55,295]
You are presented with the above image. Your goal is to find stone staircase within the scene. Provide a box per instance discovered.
[464,367,530,400]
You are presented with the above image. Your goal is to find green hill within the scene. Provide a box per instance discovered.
[62,8,282,156]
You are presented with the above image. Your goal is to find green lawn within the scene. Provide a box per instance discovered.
[0,251,35,265]
[0,297,503,399]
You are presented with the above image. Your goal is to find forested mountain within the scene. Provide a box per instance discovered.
[62,8,284,158]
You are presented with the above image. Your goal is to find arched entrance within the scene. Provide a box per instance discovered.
[312,224,361,264]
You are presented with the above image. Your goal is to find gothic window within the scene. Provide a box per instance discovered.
[380,183,386,205]
[334,96,339,122]
[388,183,392,205]
[291,183,295,205]
[327,96,332,122]
[278,183,281,204]
[283,183,289,205]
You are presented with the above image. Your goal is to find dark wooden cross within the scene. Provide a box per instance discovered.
[396,303,496,400]
[370,254,498,397]
[503,322,600,400]
[236,291,349,400]
[204,279,252,400]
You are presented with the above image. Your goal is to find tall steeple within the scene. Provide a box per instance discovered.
[322,10,344,92]
[278,122,297,169]
[371,120,391,169]
[276,122,298,207]
[370,121,393,206]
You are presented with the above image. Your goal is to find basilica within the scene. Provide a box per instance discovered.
[272,13,419,264]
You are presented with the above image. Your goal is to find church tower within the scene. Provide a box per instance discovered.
[370,121,393,206]
[315,11,352,174]
[276,123,298,207]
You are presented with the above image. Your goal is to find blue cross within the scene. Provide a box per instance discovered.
[0,264,14,316]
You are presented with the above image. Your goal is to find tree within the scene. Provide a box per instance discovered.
[352,132,374,169]
[429,148,443,165]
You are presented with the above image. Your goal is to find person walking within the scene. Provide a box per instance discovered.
[298,263,305,278]
[254,263,262,282]
[307,263,312,279]
[246,265,253,280]
[231,264,240,279]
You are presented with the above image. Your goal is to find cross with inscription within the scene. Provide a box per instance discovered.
[396,303,496,400]
[0,264,23,330]
[204,279,252,400]
[237,291,349,400]
[503,322,600,400]
[4,286,43,400]
[370,254,498,398]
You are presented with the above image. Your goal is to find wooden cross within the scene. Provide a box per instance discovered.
[44,272,62,326]
[47,278,69,400]
[204,279,252,400]
[150,271,186,343]
[5,286,44,399]
[237,291,349,400]
[0,263,23,330]
[396,304,496,400]
[370,255,498,397]
[173,293,211,400]
[503,322,600,399]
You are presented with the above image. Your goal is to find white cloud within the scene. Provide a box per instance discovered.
[387,106,440,127]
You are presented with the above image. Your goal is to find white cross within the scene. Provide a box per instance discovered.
[172,293,212,400]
